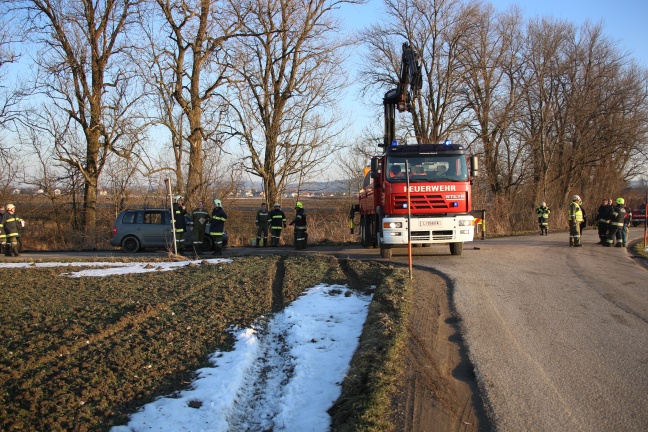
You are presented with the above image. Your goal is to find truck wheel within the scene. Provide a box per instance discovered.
[361,216,372,248]
[449,242,463,256]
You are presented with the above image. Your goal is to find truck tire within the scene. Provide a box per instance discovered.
[449,242,463,256]
[380,245,392,259]
[378,233,392,258]
[361,216,372,248]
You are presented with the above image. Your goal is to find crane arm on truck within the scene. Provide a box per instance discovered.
[383,43,423,147]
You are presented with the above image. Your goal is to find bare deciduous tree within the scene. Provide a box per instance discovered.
[11,0,144,244]
[459,4,528,199]
[146,0,249,206]
[228,0,356,207]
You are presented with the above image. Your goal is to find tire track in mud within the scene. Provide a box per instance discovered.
[336,258,365,292]
[391,266,488,431]
[225,319,295,431]
[222,258,361,430]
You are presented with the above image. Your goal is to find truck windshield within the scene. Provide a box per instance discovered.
[386,155,468,182]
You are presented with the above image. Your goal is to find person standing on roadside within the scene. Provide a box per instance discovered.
[0,205,6,255]
[568,195,584,247]
[268,203,287,247]
[190,200,209,251]
[289,201,307,249]
[172,196,188,254]
[579,201,588,233]
[255,202,269,247]
[606,197,627,247]
[596,198,611,244]
[210,199,227,255]
[535,202,550,235]
[3,204,25,257]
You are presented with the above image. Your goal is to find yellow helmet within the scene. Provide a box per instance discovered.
[616,197,624,205]
[295,201,303,209]
[213,199,222,207]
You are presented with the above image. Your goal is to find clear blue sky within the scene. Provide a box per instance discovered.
[491,0,648,67]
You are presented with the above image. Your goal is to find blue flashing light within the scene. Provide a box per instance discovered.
[452,202,458,207]
[391,140,399,147]
[403,203,408,209]
[444,139,452,145]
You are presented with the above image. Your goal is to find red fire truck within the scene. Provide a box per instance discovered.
[350,43,478,258]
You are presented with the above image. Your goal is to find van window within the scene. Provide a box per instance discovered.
[144,212,163,224]
[122,211,137,224]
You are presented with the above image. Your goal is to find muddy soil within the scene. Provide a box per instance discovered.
[390,268,488,432]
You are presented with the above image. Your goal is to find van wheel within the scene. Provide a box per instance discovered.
[122,236,141,253]
[201,236,213,252]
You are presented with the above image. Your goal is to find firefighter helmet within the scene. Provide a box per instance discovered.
[174,195,183,203]
[541,201,546,207]
[6,204,15,211]
[274,203,280,208]
[572,195,581,202]
[616,197,624,205]
[213,199,222,207]
[295,201,303,209]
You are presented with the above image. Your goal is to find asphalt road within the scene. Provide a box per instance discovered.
[11,228,648,431]
[387,228,648,432]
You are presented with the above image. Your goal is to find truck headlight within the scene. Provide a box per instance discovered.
[384,221,402,229]
[458,220,472,226]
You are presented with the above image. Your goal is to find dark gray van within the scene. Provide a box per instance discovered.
[110,209,226,253]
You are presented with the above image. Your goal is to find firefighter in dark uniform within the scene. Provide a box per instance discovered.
[596,198,611,244]
[535,202,550,235]
[190,200,209,251]
[210,199,227,255]
[606,197,627,247]
[255,202,269,247]
[3,204,25,257]
[268,203,287,247]
[289,201,307,249]
[568,195,583,247]
[172,196,188,254]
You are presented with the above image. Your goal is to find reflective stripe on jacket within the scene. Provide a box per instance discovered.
[269,209,286,229]
[536,206,550,219]
[210,207,227,235]
[3,215,23,237]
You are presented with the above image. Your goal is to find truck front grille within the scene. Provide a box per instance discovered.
[393,194,448,210]
[411,230,454,241]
